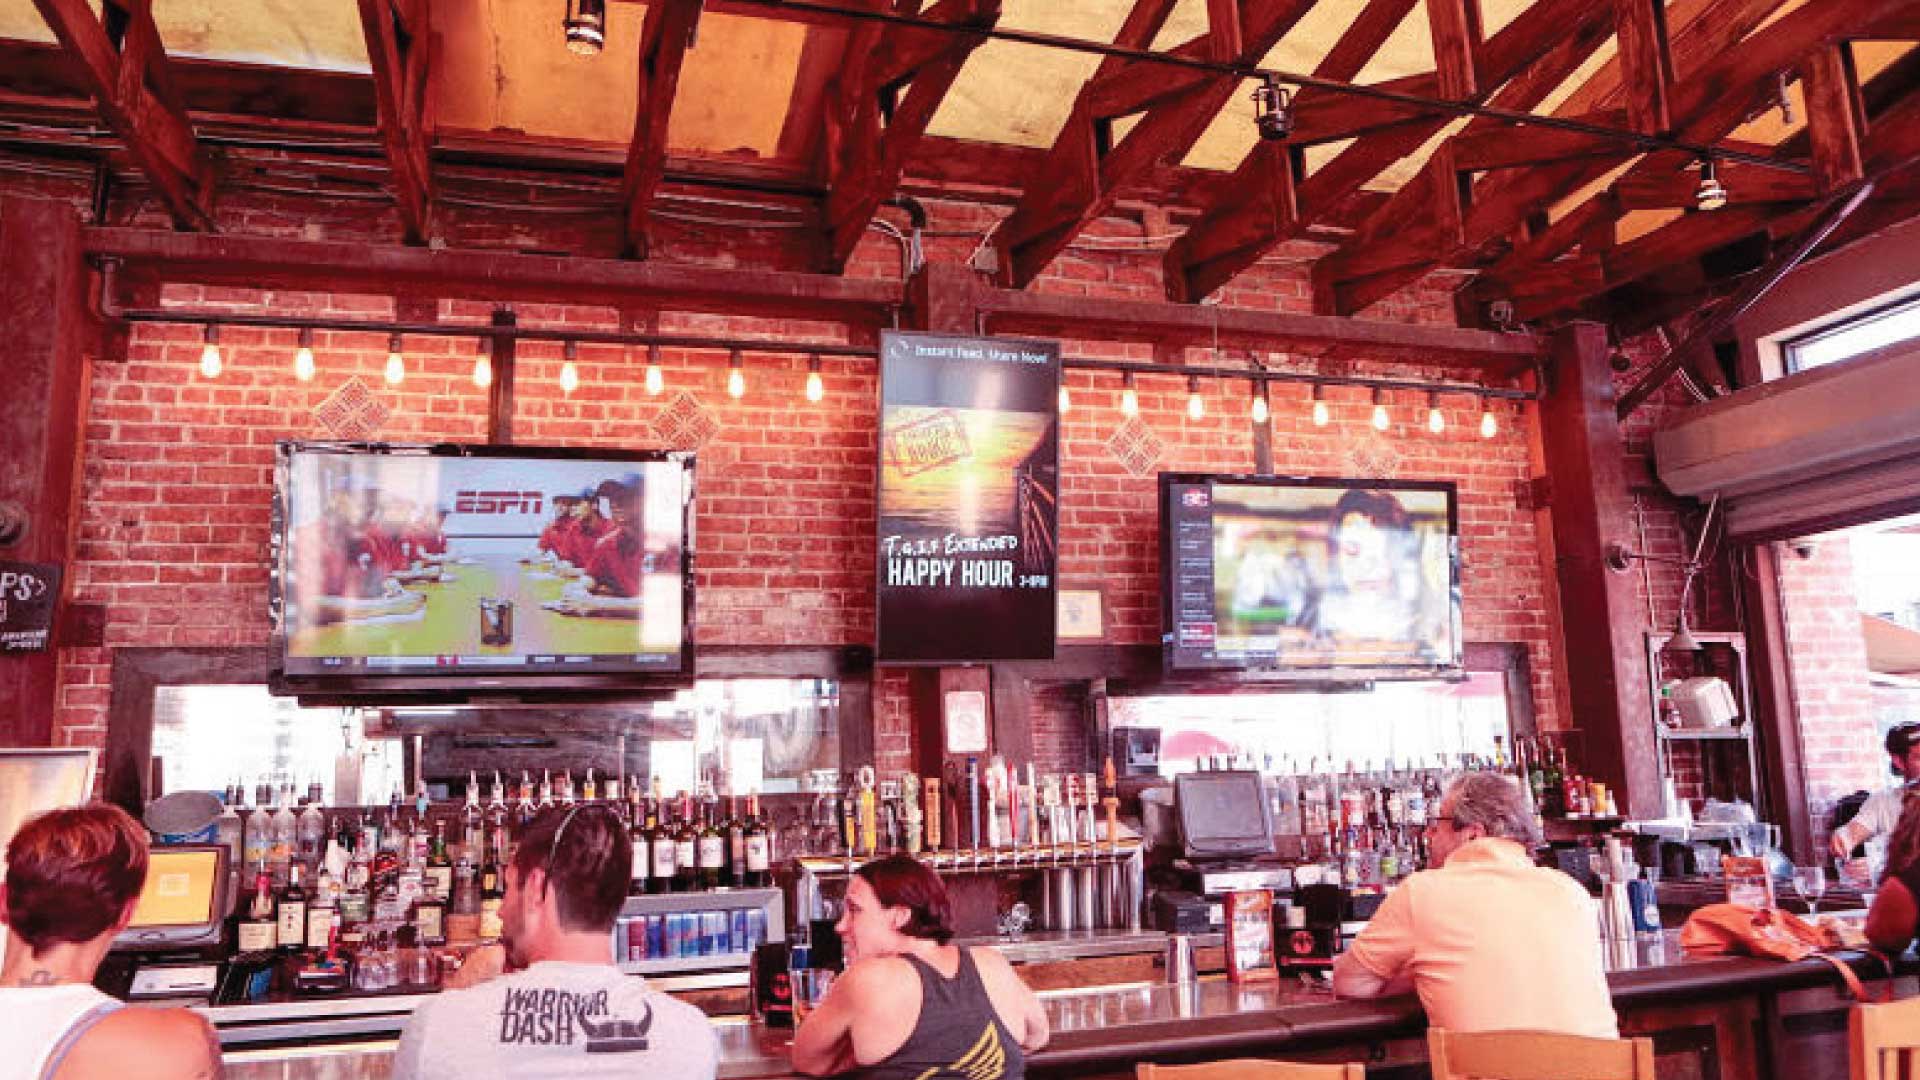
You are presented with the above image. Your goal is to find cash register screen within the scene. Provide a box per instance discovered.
[1174,770,1273,859]
[114,846,225,951]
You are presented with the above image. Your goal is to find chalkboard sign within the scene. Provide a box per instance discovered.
[0,561,62,652]
[875,331,1060,663]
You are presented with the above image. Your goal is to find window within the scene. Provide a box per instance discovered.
[1783,293,1920,373]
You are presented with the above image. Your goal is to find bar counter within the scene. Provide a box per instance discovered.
[212,932,1913,1080]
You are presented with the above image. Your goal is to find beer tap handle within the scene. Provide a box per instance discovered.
[902,772,923,856]
[857,765,878,858]
[924,776,942,852]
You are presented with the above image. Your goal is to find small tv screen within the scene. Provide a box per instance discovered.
[1160,473,1461,676]
[271,442,694,696]
[1174,770,1273,859]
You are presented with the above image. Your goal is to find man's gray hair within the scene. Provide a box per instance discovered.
[1444,771,1540,847]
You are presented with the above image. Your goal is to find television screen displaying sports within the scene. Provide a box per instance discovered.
[1161,473,1461,676]
[271,442,693,693]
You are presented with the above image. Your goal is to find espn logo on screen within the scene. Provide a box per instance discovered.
[454,490,544,514]
[1180,489,1210,509]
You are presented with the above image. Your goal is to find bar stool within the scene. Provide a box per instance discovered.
[1850,995,1920,1080]
[1137,1060,1366,1080]
[1427,1028,1656,1080]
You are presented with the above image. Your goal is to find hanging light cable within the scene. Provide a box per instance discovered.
[472,338,493,389]
[384,332,405,386]
[727,349,746,399]
[1120,371,1139,418]
[1371,387,1390,431]
[559,340,580,395]
[805,354,825,403]
[292,327,315,382]
[198,324,222,379]
[1426,391,1445,434]
[644,343,664,396]
[1186,375,1205,420]
[1311,382,1329,427]
[1250,379,1269,424]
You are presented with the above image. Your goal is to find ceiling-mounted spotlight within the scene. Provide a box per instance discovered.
[1250,380,1269,424]
[564,0,606,56]
[198,324,222,379]
[1695,158,1727,211]
[805,355,825,404]
[472,338,492,389]
[292,327,315,382]
[559,340,580,395]
[644,344,664,396]
[1310,382,1329,427]
[1252,73,1293,142]
[1426,391,1445,435]
[1775,72,1796,125]
[727,349,746,399]
[384,332,405,386]
[1479,400,1499,439]
[1186,376,1205,420]
[1120,371,1139,418]
[1370,387,1390,432]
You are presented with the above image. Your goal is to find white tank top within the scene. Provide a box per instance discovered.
[0,983,123,1080]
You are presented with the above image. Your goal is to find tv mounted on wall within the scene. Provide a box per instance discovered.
[1160,473,1462,679]
[270,441,695,701]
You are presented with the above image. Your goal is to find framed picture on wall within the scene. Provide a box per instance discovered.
[1058,589,1106,642]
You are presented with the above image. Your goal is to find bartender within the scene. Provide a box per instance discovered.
[1829,722,1920,872]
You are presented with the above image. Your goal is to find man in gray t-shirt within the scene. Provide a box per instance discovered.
[393,805,718,1080]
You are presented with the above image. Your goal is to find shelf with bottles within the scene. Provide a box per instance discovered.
[613,888,784,976]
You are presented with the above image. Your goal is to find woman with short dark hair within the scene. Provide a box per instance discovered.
[792,855,1048,1079]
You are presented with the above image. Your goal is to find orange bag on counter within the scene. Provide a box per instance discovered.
[1679,903,1828,961]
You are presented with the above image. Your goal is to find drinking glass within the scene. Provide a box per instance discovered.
[1792,864,1827,918]
[791,967,835,1023]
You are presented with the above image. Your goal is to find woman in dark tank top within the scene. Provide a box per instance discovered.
[792,856,1050,1080]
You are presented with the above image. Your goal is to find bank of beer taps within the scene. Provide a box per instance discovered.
[812,755,1131,868]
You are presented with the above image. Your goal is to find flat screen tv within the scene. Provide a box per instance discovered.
[1160,473,1462,678]
[270,441,694,700]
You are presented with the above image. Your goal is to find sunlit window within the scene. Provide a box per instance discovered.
[1784,294,1920,373]
[151,685,401,805]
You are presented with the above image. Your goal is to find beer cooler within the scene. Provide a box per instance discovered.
[613,887,786,978]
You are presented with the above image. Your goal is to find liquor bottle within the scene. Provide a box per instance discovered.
[726,795,747,888]
[479,851,504,942]
[414,779,431,825]
[1559,745,1584,816]
[698,795,727,891]
[516,771,539,830]
[410,883,447,947]
[486,771,510,864]
[243,784,272,876]
[297,788,326,871]
[275,863,309,954]
[582,768,598,804]
[238,868,278,953]
[628,798,651,897]
[1540,739,1563,816]
[446,856,482,947]
[559,769,576,806]
[1526,736,1549,809]
[674,793,699,894]
[304,871,337,952]
[538,769,555,809]
[647,792,675,894]
[270,784,297,886]
[744,793,772,888]
[462,771,485,858]
[426,821,454,901]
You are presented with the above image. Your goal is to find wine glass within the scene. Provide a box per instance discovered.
[1792,864,1827,919]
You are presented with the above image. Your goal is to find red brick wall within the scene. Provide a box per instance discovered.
[23,184,1565,778]
[1779,538,1882,832]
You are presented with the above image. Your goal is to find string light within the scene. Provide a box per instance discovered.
[560,340,580,395]
[1250,380,1269,424]
[1058,383,1071,414]
[564,0,606,55]
[805,355,825,403]
[1426,391,1445,434]
[383,333,405,386]
[1186,376,1205,420]
[727,349,745,399]
[1480,401,1500,439]
[1695,158,1727,210]
[472,339,492,388]
[1370,387,1389,431]
[1311,382,1330,427]
[198,324,222,379]
[1120,371,1139,418]
[644,344,664,396]
[292,327,315,382]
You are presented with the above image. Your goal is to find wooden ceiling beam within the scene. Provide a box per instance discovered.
[1425,0,1482,101]
[992,0,1317,290]
[354,0,434,244]
[1611,0,1674,135]
[821,0,999,271]
[1450,110,1627,171]
[621,0,704,258]
[31,0,214,230]
[1802,43,1866,194]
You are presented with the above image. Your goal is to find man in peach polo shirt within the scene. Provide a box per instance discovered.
[1332,771,1617,1039]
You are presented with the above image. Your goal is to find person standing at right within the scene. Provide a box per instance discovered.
[1829,723,1920,876]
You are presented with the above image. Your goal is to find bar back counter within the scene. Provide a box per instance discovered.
[211,932,1910,1080]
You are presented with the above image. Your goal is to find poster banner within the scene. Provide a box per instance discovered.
[0,560,63,652]
[876,331,1059,662]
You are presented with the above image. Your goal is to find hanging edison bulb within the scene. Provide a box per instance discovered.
[727,350,746,399]
[1186,376,1205,420]
[559,340,580,395]
[472,339,493,389]
[1120,371,1139,418]
[1480,402,1500,439]
[644,343,665,396]
[1250,380,1269,424]
[805,355,824,403]
[383,333,406,386]
[292,327,315,382]
[1058,383,1072,414]
[198,325,222,379]
[1311,383,1329,427]
[1426,391,1445,434]
[1370,388,1390,431]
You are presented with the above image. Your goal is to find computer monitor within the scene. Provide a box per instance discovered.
[112,845,228,952]
[1174,770,1274,860]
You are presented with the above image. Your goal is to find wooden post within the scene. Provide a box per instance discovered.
[1536,322,1660,817]
[0,197,94,746]
[486,308,516,445]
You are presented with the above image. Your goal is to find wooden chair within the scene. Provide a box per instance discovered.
[1851,995,1920,1080]
[1137,1059,1366,1080]
[1426,1028,1656,1080]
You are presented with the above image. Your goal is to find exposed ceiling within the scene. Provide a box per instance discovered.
[3,0,1918,331]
